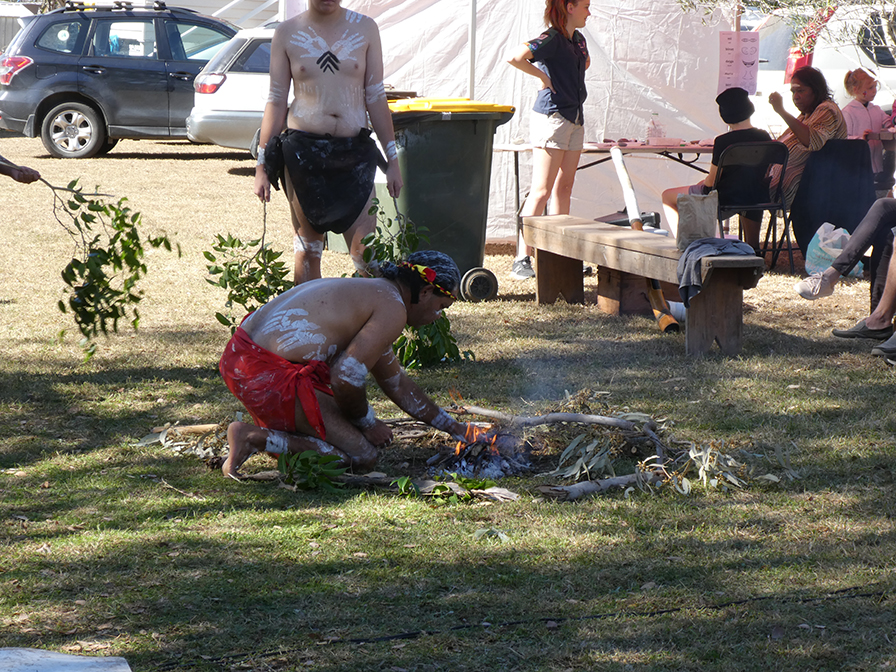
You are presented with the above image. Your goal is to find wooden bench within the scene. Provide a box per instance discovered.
[522,215,765,356]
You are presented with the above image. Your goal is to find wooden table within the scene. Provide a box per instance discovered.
[495,141,715,230]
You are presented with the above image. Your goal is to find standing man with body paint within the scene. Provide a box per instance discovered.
[218,250,473,479]
[254,0,402,284]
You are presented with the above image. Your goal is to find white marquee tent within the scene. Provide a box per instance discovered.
[285,0,738,240]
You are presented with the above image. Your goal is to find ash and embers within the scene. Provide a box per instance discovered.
[427,428,532,480]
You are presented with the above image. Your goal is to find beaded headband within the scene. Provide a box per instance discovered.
[400,262,457,300]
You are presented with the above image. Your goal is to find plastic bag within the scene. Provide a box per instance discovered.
[675,191,719,251]
[804,222,863,278]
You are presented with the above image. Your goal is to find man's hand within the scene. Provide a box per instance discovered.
[540,74,555,93]
[385,162,402,198]
[362,419,393,448]
[254,166,272,202]
[12,166,40,184]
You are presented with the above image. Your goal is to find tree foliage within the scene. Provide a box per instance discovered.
[54,180,178,358]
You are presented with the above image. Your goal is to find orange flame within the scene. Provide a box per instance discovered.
[455,424,499,456]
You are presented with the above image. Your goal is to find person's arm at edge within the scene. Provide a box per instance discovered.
[253,23,291,202]
[0,154,40,183]
[363,19,402,198]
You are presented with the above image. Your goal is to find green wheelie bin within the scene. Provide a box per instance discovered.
[331,98,514,301]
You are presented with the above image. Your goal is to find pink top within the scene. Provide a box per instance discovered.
[841,98,889,174]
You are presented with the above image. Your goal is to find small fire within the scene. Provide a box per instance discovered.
[455,423,499,456]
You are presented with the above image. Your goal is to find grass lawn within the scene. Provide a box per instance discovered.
[1,136,894,671]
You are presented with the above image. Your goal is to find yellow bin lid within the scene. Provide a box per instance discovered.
[389,97,515,114]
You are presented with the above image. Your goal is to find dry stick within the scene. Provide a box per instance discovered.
[157,478,207,500]
[151,423,221,435]
[537,473,648,501]
[459,404,635,430]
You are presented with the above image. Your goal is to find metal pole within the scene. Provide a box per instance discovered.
[469,0,476,99]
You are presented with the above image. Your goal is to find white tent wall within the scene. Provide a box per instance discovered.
[346,0,733,240]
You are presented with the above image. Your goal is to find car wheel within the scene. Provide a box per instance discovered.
[95,138,119,156]
[40,103,106,159]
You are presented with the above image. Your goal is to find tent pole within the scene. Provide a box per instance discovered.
[469,0,476,99]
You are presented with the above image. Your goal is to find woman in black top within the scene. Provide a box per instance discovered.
[506,0,591,279]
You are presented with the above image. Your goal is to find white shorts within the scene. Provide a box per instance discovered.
[530,112,584,151]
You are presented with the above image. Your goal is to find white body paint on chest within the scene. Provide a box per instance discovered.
[257,307,328,358]
[290,84,366,128]
[335,355,368,388]
[290,27,365,65]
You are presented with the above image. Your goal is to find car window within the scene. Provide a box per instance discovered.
[201,36,248,72]
[165,20,232,61]
[35,19,87,55]
[232,39,271,73]
[859,12,896,67]
[90,19,157,58]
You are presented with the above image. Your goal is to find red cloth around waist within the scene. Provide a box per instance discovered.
[219,326,333,439]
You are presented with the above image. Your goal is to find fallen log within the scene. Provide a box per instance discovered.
[458,405,635,431]
[151,423,221,435]
[536,471,662,501]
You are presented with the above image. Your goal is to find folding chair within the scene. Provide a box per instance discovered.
[713,141,793,272]
[789,139,877,259]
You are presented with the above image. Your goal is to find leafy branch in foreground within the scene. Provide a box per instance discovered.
[52,179,178,358]
[205,231,293,333]
[362,198,474,369]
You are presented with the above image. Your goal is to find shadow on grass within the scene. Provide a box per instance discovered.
[2,509,893,670]
[228,166,256,178]
[33,148,247,162]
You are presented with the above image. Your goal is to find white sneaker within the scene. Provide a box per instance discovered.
[511,256,535,280]
[794,272,835,300]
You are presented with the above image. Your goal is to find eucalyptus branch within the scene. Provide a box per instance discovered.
[45,178,178,358]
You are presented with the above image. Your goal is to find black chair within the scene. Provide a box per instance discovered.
[713,141,793,271]
[789,139,877,260]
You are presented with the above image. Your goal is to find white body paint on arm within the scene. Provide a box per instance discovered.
[336,355,368,388]
[365,81,386,105]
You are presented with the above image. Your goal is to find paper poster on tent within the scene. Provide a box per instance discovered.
[718,30,759,95]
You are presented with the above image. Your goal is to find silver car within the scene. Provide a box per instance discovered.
[186,24,275,155]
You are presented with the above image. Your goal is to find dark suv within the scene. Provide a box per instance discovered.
[0,0,236,158]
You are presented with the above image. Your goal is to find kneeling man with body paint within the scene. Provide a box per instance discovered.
[218,250,472,479]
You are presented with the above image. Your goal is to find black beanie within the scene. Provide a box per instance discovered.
[716,87,755,124]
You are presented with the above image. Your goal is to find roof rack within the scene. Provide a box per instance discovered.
[63,1,168,10]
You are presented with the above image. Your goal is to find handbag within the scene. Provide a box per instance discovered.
[675,191,720,251]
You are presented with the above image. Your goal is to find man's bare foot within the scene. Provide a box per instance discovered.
[222,421,257,480]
